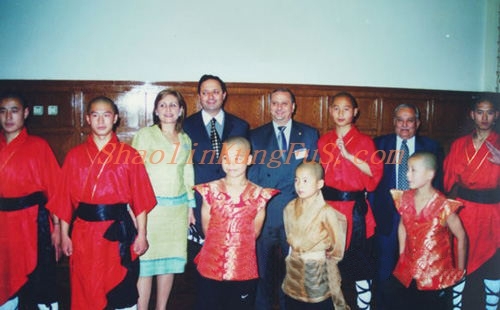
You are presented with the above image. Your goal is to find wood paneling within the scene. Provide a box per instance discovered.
[0,80,498,164]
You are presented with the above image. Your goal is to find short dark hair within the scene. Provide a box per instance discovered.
[197,74,227,95]
[472,94,499,111]
[86,96,120,131]
[0,91,29,109]
[86,96,118,115]
[271,88,296,105]
[331,91,358,109]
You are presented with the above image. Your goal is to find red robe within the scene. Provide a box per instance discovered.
[49,134,156,310]
[318,126,383,247]
[0,128,61,305]
[443,131,500,274]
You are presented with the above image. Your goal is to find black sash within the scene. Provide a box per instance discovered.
[76,202,137,268]
[457,186,500,204]
[0,191,46,211]
[322,186,366,202]
[322,186,371,267]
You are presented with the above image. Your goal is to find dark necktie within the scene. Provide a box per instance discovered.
[398,139,409,190]
[210,118,221,159]
[278,126,287,160]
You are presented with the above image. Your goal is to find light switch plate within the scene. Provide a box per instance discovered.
[33,105,43,116]
[48,105,58,115]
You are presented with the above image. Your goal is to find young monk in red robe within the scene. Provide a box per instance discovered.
[52,96,156,310]
[444,96,500,310]
[318,92,383,310]
[0,92,61,310]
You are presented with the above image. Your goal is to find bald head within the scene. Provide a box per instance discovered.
[296,162,324,181]
[409,151,437,172]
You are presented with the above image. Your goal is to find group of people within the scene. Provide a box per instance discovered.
[0,74,498,310]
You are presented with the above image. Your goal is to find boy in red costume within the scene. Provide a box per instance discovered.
[193,136,278,310]
[389,152,466,310]
[53,96,156,310]
[0,92,61,310]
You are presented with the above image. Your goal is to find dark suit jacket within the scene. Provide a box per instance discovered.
[183,110,250,184]
[368,133,444,235]
[183,110,249,233]
[248,120,319,228]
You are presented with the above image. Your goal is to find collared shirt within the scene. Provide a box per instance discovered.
[202,110,224,137]
[396,136,416,185]
[272,119,292,146]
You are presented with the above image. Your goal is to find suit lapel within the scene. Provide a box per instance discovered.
[415,135,425,152]
[289,121,301,143]
[222,114,233,141]
[264,123,279,150]
[193,112,210,140]
[388,134,398,188]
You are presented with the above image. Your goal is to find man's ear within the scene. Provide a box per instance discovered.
[23,107,29,120]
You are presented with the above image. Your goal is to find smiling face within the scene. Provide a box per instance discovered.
[0,97,28,142]
[86,100,118,139]
[155,94,182,126]
[270,91,295,126]
[471,100,498,132]
[394,106,420,140]
[198,78,226,116]
[329,95,358,129]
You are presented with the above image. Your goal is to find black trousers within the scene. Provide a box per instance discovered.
[194,274,258,310]
[285,295,334,310]
[385,276,452,310]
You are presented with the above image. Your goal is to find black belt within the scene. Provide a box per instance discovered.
[457,186,500,204]
[0,191,47,211]
[76,202,137,268]
[322,186,366,202]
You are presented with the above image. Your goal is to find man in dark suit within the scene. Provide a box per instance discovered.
[183,74,249,238]
[248,88,319,310]
[369,103,443,309]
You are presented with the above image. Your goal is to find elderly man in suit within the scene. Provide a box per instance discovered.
[248,88,319,310]
[183,74,249,239]
[369,103,444,309]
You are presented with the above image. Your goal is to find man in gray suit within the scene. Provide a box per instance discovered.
[248,88,319,310]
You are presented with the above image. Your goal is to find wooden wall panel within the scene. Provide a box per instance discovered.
[0,80,498,164]
[292,94,325,132]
